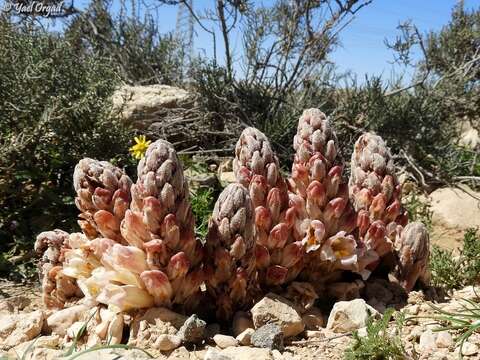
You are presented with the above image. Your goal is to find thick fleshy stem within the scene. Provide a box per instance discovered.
[205,183,257,320]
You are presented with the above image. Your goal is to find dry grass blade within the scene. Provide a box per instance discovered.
[412,295,480,359]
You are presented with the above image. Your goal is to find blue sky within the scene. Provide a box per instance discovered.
[34,0,480,79]
[150,0,480,80]
[331,0,480,79]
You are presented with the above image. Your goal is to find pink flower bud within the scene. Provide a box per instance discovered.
[288,194,307,218]
[310,158,327,182]
[381,175,394,202]
[266,188,282,223]
[92,188,112,211]
[160,182,175,211]
[354,188,373,211]
[370,193,387,220]
[112,189,130,220]
[368,220,386,241]
[144,239,169,269]
[255,206,272,231]
[140,270,173,306]
[292,162,308,181]
[267,223,289,249]
[284,207,296,228]
[251,151,266,175]
[230,268,248,303]
[105,244,148,274]
[250,175,267,207]
[307,181,327,206]
[89,238,116,259]
[161,214,180,249]
[281,241,303,268]
[218,218,232,242]
[77,188,93,210]
[325,140,337,162]
[236,166,252,187]
[324,198,347,223]
[255,244,270,269]
[142,196,163,233]
[94,210,120,240]
[298,141,313,162]
[266,163,279,187]
[166,252,190,279]
[384,199,401,223]
[230,236,246,259]
[357,210,370,236]
[120,210,150,248]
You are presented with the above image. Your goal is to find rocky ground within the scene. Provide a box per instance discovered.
[1,166,479,360]
[1,279,479,360]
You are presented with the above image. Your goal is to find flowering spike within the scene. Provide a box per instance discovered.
[73,158,132,242]
[392,222,430,292]
[233,127,296,289]
[205,184,257,319]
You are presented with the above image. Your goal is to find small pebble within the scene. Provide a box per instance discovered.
[251,323,284,351]
[435,331,453,348]
[154,334,182,351]
[236,328,254,345]
[213,334,238,349]
[177,314,206,344]
[271,349,282,360]
[406,327,423,341]
[204,347,231,360]
[419,329,437,352]
[357,327,367,338]
[461,341,479,356]
[406,304,419,315]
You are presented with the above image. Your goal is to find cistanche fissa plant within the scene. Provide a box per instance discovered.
[34,108,430,343]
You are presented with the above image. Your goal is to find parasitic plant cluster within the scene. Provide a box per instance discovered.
[36,108,429,338]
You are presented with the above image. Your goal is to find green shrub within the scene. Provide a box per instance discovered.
[65,0,182,85]
[402,189,433,230]
[0,18,134,274]
[190,187,216,239]
[430,228,480,289]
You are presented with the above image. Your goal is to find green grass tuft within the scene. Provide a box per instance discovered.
[416,296,480,359]
[344,308,406,360]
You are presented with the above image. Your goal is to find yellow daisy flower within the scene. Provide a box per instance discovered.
[129,135,151,159]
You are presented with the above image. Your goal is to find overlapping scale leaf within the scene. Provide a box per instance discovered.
[205,183,257,320]
[73,158,132,242]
